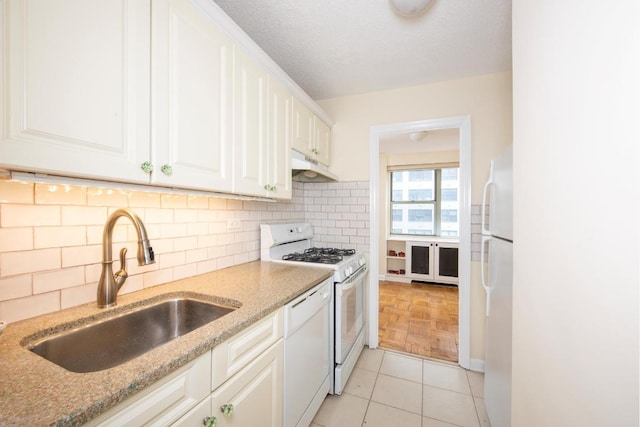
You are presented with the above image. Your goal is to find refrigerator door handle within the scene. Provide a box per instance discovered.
[480,234,492,316]
[481,161,494,236]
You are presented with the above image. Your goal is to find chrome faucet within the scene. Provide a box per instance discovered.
[97,208,155,308]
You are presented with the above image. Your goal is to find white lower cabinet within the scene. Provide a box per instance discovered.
[88,308,284,427]
[175,341,283,427]
[86,353,212,427]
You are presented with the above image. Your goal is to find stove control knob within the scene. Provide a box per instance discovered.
[347,267,353,276]
[296,227,302,233]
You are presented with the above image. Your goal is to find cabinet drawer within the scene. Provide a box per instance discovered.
[211,308,283,390]
[87,352,211,427]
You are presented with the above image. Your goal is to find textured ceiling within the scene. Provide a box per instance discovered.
[212,0,512,100]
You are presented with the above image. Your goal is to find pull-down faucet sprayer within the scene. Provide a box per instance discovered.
[97,208,155,308]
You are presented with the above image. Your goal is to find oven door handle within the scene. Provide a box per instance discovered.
[338,266,368,292]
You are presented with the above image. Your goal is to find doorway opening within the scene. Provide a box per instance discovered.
[368,116,471,368]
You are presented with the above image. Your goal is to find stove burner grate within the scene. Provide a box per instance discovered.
[282,247,356,264]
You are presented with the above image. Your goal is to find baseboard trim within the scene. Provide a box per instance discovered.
[469,358,485,372]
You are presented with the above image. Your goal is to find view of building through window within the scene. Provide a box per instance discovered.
[390,167,459,237]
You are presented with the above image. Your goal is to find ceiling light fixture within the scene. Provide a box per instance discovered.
[389,0,435,17]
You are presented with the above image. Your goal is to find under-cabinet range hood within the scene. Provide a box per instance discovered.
[291,150,339,182]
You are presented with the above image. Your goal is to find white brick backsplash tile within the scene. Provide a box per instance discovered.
[209,221,227,234]
[217,255,235,269]
[1,205,60,227]
[128,191,161,208]
[174,236,198,251]
[33,267,85,294]
[207,246,225,259]
[197,259,217,274]
[161,194,187,209]
[85,263,102,283]
[187,223,209,236]
[217,233,235,245]
[143,268,173,288]
[143,208,173,224]
[225,243,243,256]
[0,181,33,204]
[0,292,60,323]
[187,196,208,209]
[87,221,128,246]
[160,223,187,239]
[186,248,208,263]
[62,206,107,226]
[174,209,198,223]
[1,248,60,276]
[0,274,32,301]
[0,227,33,252]
[87,187,129,207]
[0,178,372,320]
[173,263,198,280]
[35,184,87,205]
[197,209,219,222]
[158,252,186,269]
[118,274,144,295]
[35,226,85,249]
[234,252,249,265]
[61,245,101,268]
[208,198,227,210]
[226,199,242,211]
[146,238,173,255]
[61,283,96,309]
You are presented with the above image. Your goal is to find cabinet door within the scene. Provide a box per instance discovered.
[209,341,283,427]
[232,50,269,197]
[0,0,150,183]
[314,118,331,166]
[267,80,292,199]
[408,242,435,280]
[151,0,233,191]
[291,97,315,158]
[434,242,459,284]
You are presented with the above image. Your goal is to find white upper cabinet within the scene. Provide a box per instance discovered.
[232,50,291,199]
[0,0,326,198]
[266,79,293,199]
[0,0,151,183]
[292,98,331,166]
[314,117,331,166]
[292,97,315,159]
[151,0,233,191]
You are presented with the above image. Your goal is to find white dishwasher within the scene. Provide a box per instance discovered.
[283,277,332,427]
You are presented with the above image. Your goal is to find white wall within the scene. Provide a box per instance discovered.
[318,72,513,361]
[512,1,640,426]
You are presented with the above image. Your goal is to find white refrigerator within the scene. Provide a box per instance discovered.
[481,145,513,427]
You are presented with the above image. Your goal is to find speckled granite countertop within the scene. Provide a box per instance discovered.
[0,261,332,427]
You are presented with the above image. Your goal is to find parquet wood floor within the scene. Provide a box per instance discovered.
[378,280,459,362]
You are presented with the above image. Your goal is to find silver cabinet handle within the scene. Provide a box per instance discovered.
[140,161,153,174]
[161,164,173,176]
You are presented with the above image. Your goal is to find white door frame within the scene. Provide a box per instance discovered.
[368,115,472,369]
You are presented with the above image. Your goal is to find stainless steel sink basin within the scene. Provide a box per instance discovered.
[29,297,237,373]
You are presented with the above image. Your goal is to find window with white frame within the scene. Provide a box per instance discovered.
[389,166,459,237]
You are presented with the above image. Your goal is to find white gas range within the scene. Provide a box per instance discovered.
[260,222,368,398]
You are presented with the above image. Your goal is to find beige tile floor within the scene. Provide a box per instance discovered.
[311,348,490,427]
